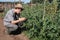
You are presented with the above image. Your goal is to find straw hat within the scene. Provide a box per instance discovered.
[15,4,24,10]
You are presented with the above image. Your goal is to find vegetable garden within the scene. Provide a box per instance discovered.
[0,0,60,40]
[20,0,60,40]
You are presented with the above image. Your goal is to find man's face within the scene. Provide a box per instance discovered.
[14,7,22,14]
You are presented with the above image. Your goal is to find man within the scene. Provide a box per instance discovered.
[3,4,27,35]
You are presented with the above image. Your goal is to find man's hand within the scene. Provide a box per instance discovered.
[11,17,27,24]
[19,17,27,22]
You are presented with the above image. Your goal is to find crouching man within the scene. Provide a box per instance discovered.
[3,4,27,35]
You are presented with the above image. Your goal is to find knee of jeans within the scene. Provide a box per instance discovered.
[11,25,18,31]
[7,25,18,32]
[13,25,18,30]
[5,24,18,31]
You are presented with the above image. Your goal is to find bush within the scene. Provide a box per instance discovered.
[20,0,60,40]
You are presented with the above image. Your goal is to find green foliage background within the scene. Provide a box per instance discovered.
[20,0,60,40]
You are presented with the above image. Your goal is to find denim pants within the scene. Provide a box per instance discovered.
[5,24,18,34]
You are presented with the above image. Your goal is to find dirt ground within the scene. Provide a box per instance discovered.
[0,18,29,40]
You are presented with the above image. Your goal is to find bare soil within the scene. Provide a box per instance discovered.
[0,18,29,40]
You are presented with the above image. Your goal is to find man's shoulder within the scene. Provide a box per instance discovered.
[8,9,14,13]
[6,9,14,15]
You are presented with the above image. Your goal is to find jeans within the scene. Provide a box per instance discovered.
[5,24,18,34]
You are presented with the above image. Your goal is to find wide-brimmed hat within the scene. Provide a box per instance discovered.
[15,4,24,10]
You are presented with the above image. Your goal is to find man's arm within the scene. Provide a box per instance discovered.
[11,17,27,24]
[11,20,20,24]
[4,10,26,24]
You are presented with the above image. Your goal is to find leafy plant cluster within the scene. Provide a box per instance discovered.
[20,0,60,40]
